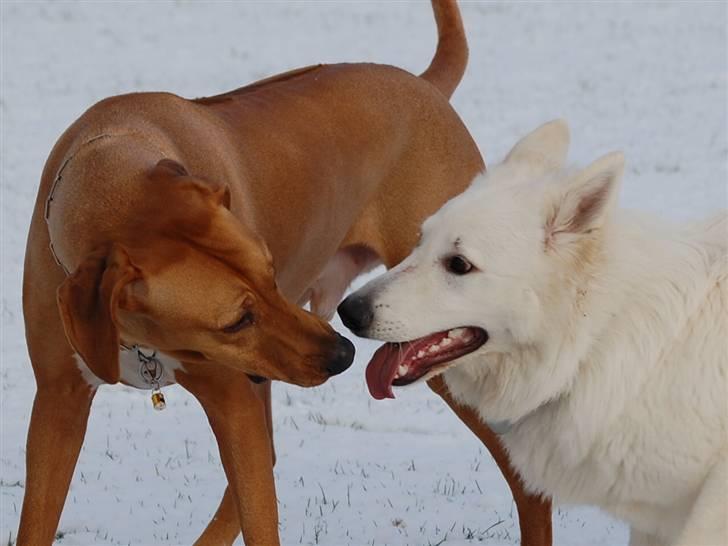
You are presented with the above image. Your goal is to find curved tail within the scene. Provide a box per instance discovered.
[420,0,469,99]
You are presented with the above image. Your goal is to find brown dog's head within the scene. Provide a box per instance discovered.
[57,158,354,386]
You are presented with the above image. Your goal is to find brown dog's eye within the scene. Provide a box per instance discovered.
[445,255,473,275]
[223,311,254,334]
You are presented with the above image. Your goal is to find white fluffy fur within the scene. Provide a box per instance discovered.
[354,121,728,545]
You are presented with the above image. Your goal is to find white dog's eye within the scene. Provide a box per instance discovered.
[444,255,474,275]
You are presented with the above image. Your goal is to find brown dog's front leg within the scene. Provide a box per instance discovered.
[194,381,276,546]
[427,376,553,546]
[17,380,96,545]
[178,368,279,546]
[194,486,240,546]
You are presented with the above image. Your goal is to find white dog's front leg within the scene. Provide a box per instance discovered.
[672,457,727,546]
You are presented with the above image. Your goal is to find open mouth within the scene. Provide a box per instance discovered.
[365,327,488,400]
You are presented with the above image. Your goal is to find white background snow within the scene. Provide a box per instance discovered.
[1,2,725,545]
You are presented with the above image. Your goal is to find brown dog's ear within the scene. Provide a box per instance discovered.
[150,158,231,209]
[57,245,141,384]
[217,184,232,210]
[152,158,189,178]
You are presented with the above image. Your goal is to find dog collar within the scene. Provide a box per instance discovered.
[121,344,167,411]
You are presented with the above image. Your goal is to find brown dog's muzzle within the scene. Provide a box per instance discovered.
[252,296,356,386]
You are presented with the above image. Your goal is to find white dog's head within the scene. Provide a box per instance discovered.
[338,120,624,400]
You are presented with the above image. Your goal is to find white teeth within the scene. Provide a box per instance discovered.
[441,338,453,347]
[397,364,408,377]
[417,350,425,358]
[427,345,438,354]
[448,328,465,339]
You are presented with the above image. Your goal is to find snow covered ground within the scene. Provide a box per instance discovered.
[1,2,725,545]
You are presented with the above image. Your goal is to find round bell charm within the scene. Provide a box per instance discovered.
[151,388,166,411]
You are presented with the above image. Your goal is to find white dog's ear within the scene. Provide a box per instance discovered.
[545,151,625,243]
[505,119,570,173]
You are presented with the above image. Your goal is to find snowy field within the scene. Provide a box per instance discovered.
[1,2,726,545]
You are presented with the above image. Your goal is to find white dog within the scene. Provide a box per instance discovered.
[338,121,727,546]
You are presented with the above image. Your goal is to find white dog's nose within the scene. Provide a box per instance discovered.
[337,294,373,334]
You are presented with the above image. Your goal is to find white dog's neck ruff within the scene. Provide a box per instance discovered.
[486,419,513,435]
[487,411,543,435]
[486,393,557,435]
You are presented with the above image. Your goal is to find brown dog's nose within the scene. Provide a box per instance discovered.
[337,294,373,334]
[327,333,355,376]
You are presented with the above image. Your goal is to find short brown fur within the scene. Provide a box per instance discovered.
[20,2,551,544]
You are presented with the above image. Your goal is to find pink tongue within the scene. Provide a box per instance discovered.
[365,343,404,400]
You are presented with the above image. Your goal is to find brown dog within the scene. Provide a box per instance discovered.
[20,1,551,544]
